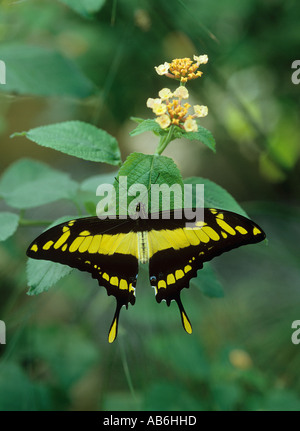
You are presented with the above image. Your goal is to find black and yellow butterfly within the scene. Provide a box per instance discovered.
[27,208,265,342]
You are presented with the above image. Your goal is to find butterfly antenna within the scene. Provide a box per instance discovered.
[108,301,122,343]
[176,295,192,334]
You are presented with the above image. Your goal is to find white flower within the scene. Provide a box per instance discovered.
[154,62,170,75]
[193,105,208,117]
[184,118,198,132]
[155,114,171,129]
[152,102,167,115]
[146,97,161,108]
[173,86,189,99]
[193,54,208,65]
[158,88,173,100]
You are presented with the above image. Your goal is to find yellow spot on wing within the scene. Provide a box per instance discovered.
[216,218,236,235]
[54,230,71,249]
[79,236,93,253]
[43,240,54,250]
[202,226,220,241]
[79,230,90,236]
[148,228,189,256]
[108,318,117,343]
[253,227,261,235]
[69,236,85,252]
[158,280,167,289]
[31,244,38,252]
[119,279,128,290]
[103,272,109,281]
[175,269,184,280]
[235,226,248,235]
[182,311,192,334]
[182,229,201,246]
[99,233,138,257]
[110,276,119,287]
[89,235,102,253]
[167,273,175,285]
[194,228,210,243]
[184,265,192,273]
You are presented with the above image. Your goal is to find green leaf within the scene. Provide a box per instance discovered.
[113,152,184,213]
[0,43,94,97]
[184,176,248,217]
[12,121,121,165]
[174,125,216,152]
[0,212,19,241]
[80,172,117,193]
[26,215,79,295]
[130,119,162,137]
[26,259,73,296]
[0,158,78,209]
[59,0,106,18]
[191,263,224,298]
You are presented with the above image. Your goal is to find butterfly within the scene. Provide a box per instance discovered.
[27,207,265,342]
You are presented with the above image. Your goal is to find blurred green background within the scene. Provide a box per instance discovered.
[0,0,300,411]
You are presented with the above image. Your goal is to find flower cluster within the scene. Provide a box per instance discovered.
[147,55,208,132]
[155,55,208,83]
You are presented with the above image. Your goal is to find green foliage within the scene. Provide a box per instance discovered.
[0,44,94,97]
[184,177,248,217]
[130,119,216,153]
[173,125,216,153]
[0,158,78,209]
[12,122,121,165]
[114,152,184,211]
[191,263,224,298]
[0,212,19,241]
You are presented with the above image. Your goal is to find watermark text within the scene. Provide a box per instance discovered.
[0,320,6,344]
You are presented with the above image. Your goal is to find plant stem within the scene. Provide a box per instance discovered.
[19,219,52,227]
[154,125,175,155]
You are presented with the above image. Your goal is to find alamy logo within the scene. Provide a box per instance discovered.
[96,176,204,228]
[0,320,6,344]
[291,60,300,85]
[291,320,300,345]
[0,60,6,85]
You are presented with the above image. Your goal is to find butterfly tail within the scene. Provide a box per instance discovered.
[108,301,122,343]
[176,296,192,335]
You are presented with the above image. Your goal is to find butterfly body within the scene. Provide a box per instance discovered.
[27,208,265,342]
